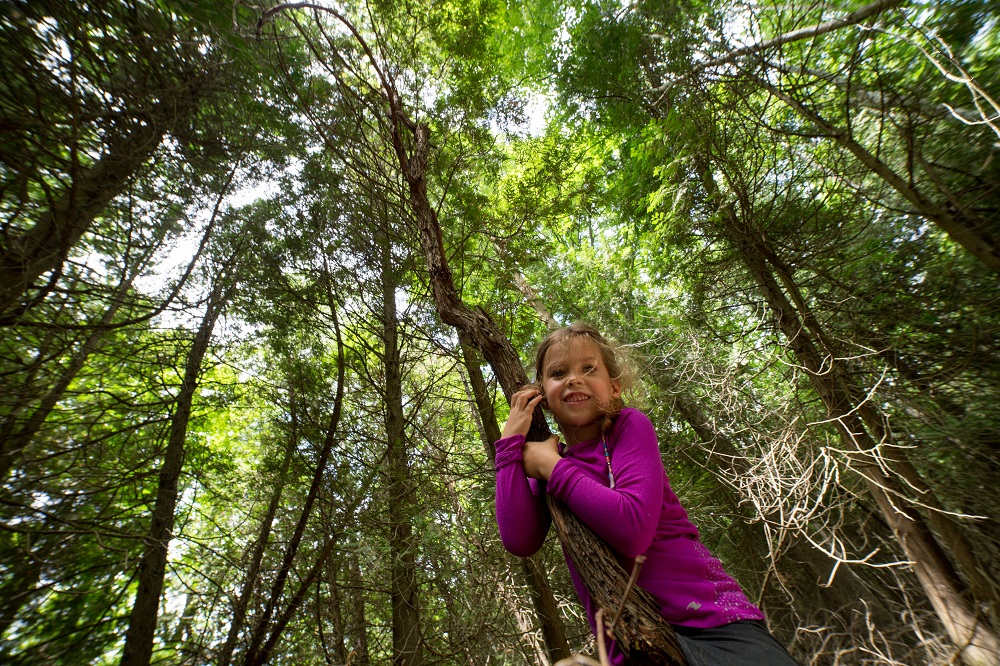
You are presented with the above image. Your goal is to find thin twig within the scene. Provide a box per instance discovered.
[609,555,647,636]
[595,609,611,666]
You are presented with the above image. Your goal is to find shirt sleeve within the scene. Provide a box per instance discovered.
[494,433,551,557]
[545,410,664,559]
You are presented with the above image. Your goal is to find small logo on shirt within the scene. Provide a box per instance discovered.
[686,601,702,611]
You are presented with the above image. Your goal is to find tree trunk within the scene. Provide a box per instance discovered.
[219,384,300,666]
[381,242,423,666]
[395,119,684,663]
[0,88,203,315]
[249,12,687,655]
[757,77,1000,274]
[347,548,371,666]
[119,272,234,666]
[457,331,571,663]
[323,561,349,665]
[0,275,133,484]
[244,309,346,666]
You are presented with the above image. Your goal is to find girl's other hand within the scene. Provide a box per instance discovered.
[501,388,545,440]
[523,434,561,480]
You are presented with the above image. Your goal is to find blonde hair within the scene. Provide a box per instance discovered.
[531,323,635,438]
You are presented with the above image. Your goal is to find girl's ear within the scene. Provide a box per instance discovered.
[532,381,549,409]
[610,379,622,400]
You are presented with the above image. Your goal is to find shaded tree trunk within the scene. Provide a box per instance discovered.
[398,121,683,663]
[219,384,300,666]
[347,548,371,666]
[381,242,423,666]
[458,331,571,664]
[120,267,236,666]
[244,309,346,666]
[757,77,1000,274]
[0,86,204,316]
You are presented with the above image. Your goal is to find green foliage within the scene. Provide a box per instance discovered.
[3,0,1000,664]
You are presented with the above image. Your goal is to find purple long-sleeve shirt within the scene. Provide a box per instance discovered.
[495,408,763,662]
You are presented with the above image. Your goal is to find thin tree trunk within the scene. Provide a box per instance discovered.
[664,378,901,629]
[257,9,686,659]
[245,298,348,666]
[0,89,203,315]
[244,309,346,666]
[323,561,348,665]
[120,271,235,666]
[0,277,133,483]
[757,78,1000,273]
[381,242,422,666]
[457,331,571,663]
[347,548,370,666]
[218,385,300,666]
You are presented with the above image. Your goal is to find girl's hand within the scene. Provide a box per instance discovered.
[501,388,545,440]
[523,434,561,480]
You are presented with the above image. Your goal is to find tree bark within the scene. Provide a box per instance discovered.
[458,331,571,663]
[0,88,203,316]
[380,242,423,666]
[119,269,234,666]
[258,8,686,660]
[347,548,371,666]
[399,121,683,663]
[244,309,346,666]
[757,77,1000,274]
[219,384,300,666]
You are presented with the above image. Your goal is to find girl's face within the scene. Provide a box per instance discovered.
[541,336,621,446]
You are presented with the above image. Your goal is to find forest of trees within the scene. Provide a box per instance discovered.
[1,0,998,664]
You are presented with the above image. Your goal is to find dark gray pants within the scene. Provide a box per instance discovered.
[672,620,800,666]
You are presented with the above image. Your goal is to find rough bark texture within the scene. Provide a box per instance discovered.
[257,9,687,660]
[399,121,684,664]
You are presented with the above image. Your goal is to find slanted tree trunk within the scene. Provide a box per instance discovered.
[120,263,237,666]
[696,155,1000,666]
[756,77,1000,274]
[0,87,204,316]
[244,310,346,666]
[246,302,348,665]
[218,384,300,666]
[399,122,683,664]
[347,548,371,666]
[458,331,571,664]
[322,561,349,665]
[257,7,686,660]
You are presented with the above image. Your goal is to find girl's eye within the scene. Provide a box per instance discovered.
[583,365,596,373]
[550,369,565,378]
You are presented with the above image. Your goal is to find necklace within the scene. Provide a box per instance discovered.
[601,437,615,489]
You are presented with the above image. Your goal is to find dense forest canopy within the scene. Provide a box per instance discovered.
[1,0,998,664]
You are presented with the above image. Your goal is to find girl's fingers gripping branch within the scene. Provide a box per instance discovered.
[501,388,544,440]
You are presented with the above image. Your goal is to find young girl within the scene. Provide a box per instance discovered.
[494,323,798,666]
